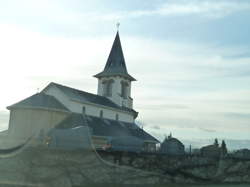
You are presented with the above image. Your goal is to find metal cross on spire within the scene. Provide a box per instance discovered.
[116,22,120,31]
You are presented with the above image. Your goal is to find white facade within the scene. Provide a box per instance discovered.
[43,85,135,123]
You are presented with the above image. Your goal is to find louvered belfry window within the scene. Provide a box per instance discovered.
[103,79,114,97]
[121,81,128,98]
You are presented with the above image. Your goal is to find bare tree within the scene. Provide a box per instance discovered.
[221,140,227,156]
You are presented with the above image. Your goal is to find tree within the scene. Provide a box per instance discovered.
[214,138,219,147]
[221,140,227,156]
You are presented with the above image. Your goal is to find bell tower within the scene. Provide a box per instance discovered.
[94,31,136,109]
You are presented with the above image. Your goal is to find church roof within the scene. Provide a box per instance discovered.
[94,32,136,81]
[201,144,220,151]
[55,113,159,143]
[45,82,138,117]
[162,137,184,147]
[7,93,70,112]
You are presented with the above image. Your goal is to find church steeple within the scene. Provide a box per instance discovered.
[94,32,136,81]
[94,31,135,109]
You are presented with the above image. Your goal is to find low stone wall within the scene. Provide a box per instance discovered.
[0,146,250,187]
[0,146,172,187]
[99,151,250,184]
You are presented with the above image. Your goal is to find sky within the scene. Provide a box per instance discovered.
[0,0,250,146]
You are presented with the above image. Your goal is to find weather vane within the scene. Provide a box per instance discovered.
[116,22,120,31]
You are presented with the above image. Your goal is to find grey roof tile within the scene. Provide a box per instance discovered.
[94,32,136,81]
[7,93,70,112]
[46,82,138,117]
[56,113,159,143]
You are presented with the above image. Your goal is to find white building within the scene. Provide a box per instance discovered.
[6,32,159,151]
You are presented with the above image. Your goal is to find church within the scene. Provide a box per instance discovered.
[6,31,159,152]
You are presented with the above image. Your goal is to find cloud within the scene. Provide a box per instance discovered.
[94,0,250,21]
[157,0,250,18]
[199,127,216,133]
[223,52,250,60]
[152,125,161,130]
[136,89,250,140]
[137,104,189,111]
[224,112,250,119]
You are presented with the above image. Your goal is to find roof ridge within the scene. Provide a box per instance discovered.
[7,92,70,112]
[50,82,122,107]
[50,82,99,97]
[50,82,119,102]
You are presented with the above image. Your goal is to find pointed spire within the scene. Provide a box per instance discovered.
[94,31,136,81]
[104,31,127,72]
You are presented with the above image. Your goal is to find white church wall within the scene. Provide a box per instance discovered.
[97,80,103,96]
[8,108,68,143]
[70,100,134,123]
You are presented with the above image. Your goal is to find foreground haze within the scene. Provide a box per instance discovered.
[0,0,249,147]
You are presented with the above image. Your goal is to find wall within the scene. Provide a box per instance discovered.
[0,146,172,187]
[97,76,133,109]
[0,145,250,186]
[69,100,134,123]
[8,108,69,142]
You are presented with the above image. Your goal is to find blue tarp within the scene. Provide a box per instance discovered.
[108,136,144,153]
[48,126,92,150]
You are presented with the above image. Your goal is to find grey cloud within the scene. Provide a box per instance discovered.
[224,112,250,119]
[138,104,189,111]
[199,127,216,133]
[219,65,250,78]
[143,115,249,134]
[223,52,250,59]
[146,118,198,129]
[192,62,250,79]
[96,0,250,21]
[152,125,161,130]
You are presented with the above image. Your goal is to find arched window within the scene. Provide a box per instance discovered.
[102,79,114,97]
[121,81,129,98]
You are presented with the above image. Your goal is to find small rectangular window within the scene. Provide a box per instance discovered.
[82,106,86,115]
[100,110,103,118]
